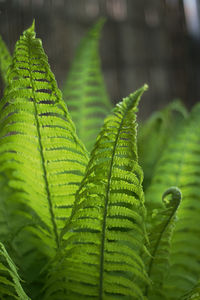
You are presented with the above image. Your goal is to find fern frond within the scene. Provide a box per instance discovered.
[44,84,148,300]
[0,21,88,272]
[0,35,12,85]
[0,175,28,246]
[144,187,181,300]
[182,280,200,300]
[138,100,187,190]
[62,18,112,151]
[145,103,200,299]
[0,242,30,299]
[0,172,44,297]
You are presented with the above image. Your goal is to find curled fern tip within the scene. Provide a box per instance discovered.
[162,186,182,208]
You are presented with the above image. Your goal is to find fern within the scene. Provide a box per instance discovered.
[145,103,200,299]
[182,281,200,300]
[0,35,12,85]
[138,100,187,190]
[44,85,148,300]
[0,242,30,299]
[0,172,42,297]
[144,187,181,300]
[0,20,88,290]
[0,174,30,248]
[0,18,199,300]
[62,19,112,151]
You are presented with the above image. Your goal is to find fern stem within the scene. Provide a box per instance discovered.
[27,37,59,249]
[145,187,181,297]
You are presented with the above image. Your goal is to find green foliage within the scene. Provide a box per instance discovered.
[62,18,112,151]
[0,21,88,297]
[44,85,148,300]
[0,20,88,249]
[145,103,200,299]
[138,100,187,190]
[0,19,199,300]
[182,281,200,300]
[0,242,30,299]
[144,187,181,300]
[0,175,11,244]
[0,35,12,85]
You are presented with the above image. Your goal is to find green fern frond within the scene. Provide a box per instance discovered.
[145,103,200,299]
[144,187,181,300]
[0,21,88,262]
[138,100,187,190]
[44,84,148,300]
[182,280,200,300]
[62,18,112,151]
[0,172,45,298]
[0,242,30,299]
[0,35,12,85]
[0,175,28,247]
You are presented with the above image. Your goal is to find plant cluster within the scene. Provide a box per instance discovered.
[0,19,199,300]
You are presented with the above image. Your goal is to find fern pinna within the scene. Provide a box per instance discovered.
[44,85,149,300]
[62,18,112,152]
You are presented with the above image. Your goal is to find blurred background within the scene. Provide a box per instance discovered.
[0,0,200,120]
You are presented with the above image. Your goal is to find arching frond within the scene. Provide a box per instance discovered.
[144,187,181,300]
[0,35,12,85]
[62,19,112,151]
[145,103,200,299]
[44,85,148,300]
[138,100,187,190]
[0,20,88,275]
[0,242,30,300]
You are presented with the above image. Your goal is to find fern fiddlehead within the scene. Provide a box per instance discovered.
[145,187,181,299]
[162,187,182,208]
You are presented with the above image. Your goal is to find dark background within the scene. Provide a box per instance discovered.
[0,0,200,120]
